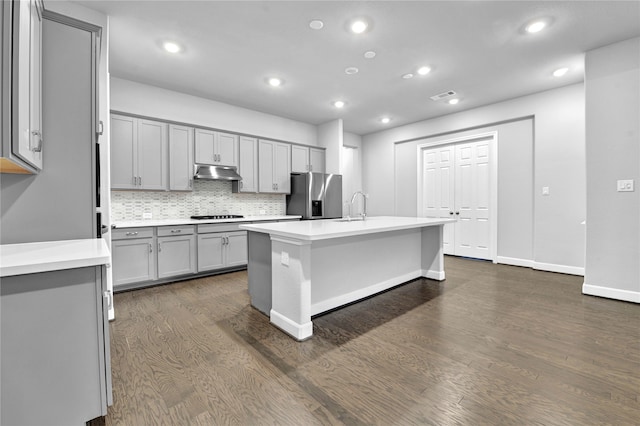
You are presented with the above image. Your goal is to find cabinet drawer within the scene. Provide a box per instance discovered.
[157,225,194,237]
[112,227,154,240]
[197,223,243,234]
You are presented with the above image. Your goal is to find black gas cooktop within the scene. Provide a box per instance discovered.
[190,214,244,220]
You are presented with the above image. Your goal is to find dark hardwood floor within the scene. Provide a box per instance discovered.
[103,257,640,425]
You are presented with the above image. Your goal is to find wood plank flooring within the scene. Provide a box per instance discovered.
[100,257,640,425]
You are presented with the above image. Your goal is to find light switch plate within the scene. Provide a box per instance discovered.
[142,212,152,219]
[281,251,289,266]
[542,186,550,196]
[617,179,635,192]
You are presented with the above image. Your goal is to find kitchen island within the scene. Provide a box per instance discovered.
[240,216,455,340]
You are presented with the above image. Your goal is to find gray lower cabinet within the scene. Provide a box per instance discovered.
[0,266,111,425]
[157,225,196,278]
[197,223,248,272]
[111,227,156,288]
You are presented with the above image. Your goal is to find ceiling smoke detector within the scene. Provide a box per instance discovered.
[430,90,457,101]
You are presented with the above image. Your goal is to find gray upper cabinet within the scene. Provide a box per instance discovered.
[110,114,168,190]
[169,124,193,191]
[309,147,325,174]
[259,139,291,193]
[234,135,258,193]
[291,145,325,173]
[0,0,44,174]
[194,129,238,167]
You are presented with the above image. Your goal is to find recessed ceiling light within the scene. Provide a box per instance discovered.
[309,20,324,30]
[364,51,376,59]
[345,67,359,75]
[380,117,391,124]
[268,77,282,87]
[417,66,431,76]
[333,100,345,108]
[448,98,460,105]
[402,73,414,79]
[525,20,547,34]
[553,67,569,77]
[163,41,182,53]
[350,20,368,34]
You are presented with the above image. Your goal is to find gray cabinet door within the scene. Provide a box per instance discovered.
[310,148,325,173]
[216,131,238,167]
[110,114,137,189]
[13,0,43,170]
[226,231,248,267]
[273,141,292,193]
[258,139,275,192]
[291,145,309,173]
[194,128,215,165]
[169,124,193,191]
[237,136,258,192]
[0,267,109,425]
[157,235,196,278]
[112,238,156,287]
[138,119,167,190]
[197,233,225,272]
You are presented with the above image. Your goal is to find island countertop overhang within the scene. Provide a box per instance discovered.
[239,216,456,241]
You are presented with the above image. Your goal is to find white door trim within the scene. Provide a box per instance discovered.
[416,131,498,263]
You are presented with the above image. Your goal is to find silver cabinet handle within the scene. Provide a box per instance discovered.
[125,231,138,236]
[139,176,142,186]
[31,131,43,152]
[103,290,112,309]
[170,229,182,233]
[98,121,104,136]
[158,242,162,252]
[189,179,192,188]
[148,243,152,253]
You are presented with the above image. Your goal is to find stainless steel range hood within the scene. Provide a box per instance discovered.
[193,164,242,181]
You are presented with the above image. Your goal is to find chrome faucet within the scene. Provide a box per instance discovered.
[350,191,367,220]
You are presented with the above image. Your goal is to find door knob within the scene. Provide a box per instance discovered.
[455,212,460,215]
[449,212,454,215]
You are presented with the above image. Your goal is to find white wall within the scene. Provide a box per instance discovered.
[362,83,585,273]
[583,37,640,303]
[111,77,318,145]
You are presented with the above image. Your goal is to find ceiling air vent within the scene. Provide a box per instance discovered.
[430,90,457,101]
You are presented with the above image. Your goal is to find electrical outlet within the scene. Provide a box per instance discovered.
[542,186,550,196]
[259,209,266,215]
[617,179,635,192]
[142,212,152,219]
[281,251,289,266]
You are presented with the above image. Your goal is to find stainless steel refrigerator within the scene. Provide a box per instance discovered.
[286,172,343,219]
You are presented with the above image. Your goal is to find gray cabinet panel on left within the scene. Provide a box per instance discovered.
[0,266,111,425]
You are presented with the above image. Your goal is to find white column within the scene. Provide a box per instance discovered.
[269,236,313,340]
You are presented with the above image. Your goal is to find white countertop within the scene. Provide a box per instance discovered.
[240,216,456,241]
[0,239,111,277]
[112,215,301,228]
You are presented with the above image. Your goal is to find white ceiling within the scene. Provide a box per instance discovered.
[75,1,640,135]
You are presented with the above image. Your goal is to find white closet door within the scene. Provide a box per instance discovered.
[423,145,455,254]
[454,140,491,259]
[422,139,492,260]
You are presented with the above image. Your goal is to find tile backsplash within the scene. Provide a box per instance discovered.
[111,180,285,221]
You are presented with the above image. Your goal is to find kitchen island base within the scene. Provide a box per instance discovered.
[244,218,450,340]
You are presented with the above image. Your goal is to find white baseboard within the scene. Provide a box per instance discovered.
[582,283,640,303]
[496,256,533,268]
[311,270,424,316]
[533,261,584,276]
[423,269,446,281]
[270,309,313,341]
